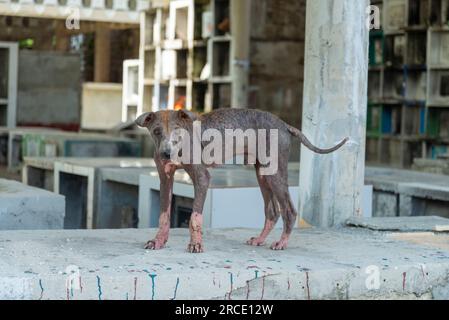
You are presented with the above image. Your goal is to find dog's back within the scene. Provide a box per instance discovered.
[199,108,290,134]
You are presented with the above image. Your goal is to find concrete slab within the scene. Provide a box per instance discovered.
[1,228,449,300]
[346,216,449,232]
[54,158,155,230]
[0,179,64,230]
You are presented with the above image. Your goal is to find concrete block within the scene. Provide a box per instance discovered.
[0,179,64,230]
[372,191,398,217]
[138,167,300,229]
[54,158,155,229]
[17,51,81,128]
[366,167,449,218]
[1,228,449,299]
[97,167,158,229]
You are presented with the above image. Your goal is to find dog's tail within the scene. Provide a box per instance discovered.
[287,125,348,154]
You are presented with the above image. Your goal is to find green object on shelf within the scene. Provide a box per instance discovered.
[369,31,384,66]
[367,103,382,136]
[427,109,441,138]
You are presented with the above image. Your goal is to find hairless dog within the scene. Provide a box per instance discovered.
[136,108,348,253]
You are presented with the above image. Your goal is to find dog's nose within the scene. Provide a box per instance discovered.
[161,151,171,160]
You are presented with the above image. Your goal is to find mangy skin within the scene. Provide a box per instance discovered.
[136,108,348,253]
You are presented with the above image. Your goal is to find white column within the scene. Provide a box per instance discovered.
[299,0,369,227]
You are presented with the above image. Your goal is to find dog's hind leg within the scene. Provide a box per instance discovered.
[246,163,281,247]
[269,168,297,250]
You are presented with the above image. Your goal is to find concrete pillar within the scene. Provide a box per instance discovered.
[230,0,251,108]
[299,0,369,227]
[94,24,111,82]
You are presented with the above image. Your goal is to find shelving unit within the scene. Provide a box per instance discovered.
[122,59,141,122]
[138,0,237,113]
[367,0,449,168]
[0,42,18,129]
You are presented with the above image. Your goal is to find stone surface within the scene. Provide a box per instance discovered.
[1,228,449,300]
[0,179,65,230]
[346,216,449,232]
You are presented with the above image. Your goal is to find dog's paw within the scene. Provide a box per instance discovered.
[270,240,288,251]
[187,242,204,253]
[246,237,265,247]
[144,239,166,250]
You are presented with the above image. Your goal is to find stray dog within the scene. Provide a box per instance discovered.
[136,108,347,253]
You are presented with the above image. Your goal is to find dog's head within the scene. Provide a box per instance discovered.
[135,110,197,161]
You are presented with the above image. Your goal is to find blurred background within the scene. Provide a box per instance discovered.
[0,0,448,229]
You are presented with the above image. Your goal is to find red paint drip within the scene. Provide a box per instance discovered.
[288,278,291,290]
[247,265,259,269]
[66,287,70,301]
[402,272,406,291]
[246,281,250,300]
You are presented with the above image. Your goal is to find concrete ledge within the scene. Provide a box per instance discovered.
[0,179,65,230]
[1,228,449,299]
[346,216,449,232]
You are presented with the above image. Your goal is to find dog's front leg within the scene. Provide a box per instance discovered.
[185,165,210,253]
[144,162,176,250]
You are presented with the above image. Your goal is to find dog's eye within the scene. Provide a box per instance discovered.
[153,128,162,136]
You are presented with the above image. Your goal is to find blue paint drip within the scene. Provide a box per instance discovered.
[96,276,103,300]
[126,292,129,300]
[148,274,157,300]
[38,279,44,300]
[228,272,234,300]
[254,270,259,279]
[171,277,180,300]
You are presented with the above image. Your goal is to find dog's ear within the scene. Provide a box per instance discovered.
[178,110,198,122]
[135,112,155,128]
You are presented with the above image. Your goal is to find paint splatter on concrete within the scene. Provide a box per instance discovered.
[171,277,180,300]
[149,274,157,300]
[96,276,103,300]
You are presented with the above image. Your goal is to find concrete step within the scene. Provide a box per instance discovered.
[0,179,64,230]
